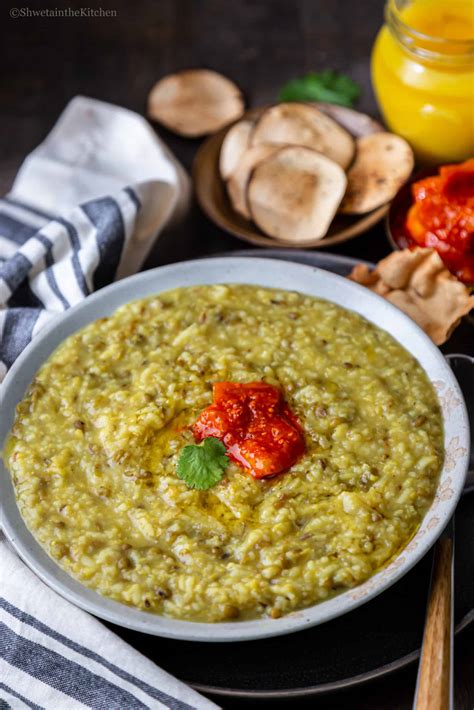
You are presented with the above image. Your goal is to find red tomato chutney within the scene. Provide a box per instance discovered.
[400,159,474,284]
[193,382,306,479]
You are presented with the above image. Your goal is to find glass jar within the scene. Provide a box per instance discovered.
[371,0,474,164]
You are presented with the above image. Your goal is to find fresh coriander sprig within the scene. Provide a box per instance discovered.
[177,437,229,490]
[279,69,360,108]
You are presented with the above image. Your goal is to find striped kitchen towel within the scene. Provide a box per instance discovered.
[0,539,218,710]
[0,95,191,380]
[0,98,219,709]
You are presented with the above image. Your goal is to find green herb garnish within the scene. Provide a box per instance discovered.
[279,69,360,108]
[177,437,229,490]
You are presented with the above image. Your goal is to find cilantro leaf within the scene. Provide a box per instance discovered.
[177,437,229,490]
[279,69,360,108]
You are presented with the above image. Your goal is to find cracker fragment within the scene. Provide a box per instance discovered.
[219,120,254,179]
[349,248,474,344]
[250,103,355,169]
[148,69,244,137]
[247,145,347,242]
[340,132,414,214]
[226,144,282,219]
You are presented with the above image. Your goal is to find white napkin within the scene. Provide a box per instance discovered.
[0,96,191,375]
[9,94,191,277]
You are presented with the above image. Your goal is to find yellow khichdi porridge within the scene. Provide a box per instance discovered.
[4,285,443,622]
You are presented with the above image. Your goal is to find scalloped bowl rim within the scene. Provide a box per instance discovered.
[0,257,469,642]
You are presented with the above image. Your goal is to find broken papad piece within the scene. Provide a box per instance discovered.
[349,248,474,345]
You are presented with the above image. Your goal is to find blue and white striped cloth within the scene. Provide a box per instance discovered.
[0,541,217,710]
[0,189,141,377]
[0,98,218,709]
[0,95,190,380]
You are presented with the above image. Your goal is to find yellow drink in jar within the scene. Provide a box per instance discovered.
[371,0,474,164]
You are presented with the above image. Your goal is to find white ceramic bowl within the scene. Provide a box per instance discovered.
[0,257,469,642]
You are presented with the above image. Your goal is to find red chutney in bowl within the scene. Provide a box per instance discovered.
[391,159,474,284]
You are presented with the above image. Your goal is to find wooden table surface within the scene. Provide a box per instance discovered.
[1,1,473,707]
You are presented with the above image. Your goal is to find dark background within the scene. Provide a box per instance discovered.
[1,1,473,708]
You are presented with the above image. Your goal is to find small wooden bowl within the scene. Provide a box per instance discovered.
[193,103,389,249]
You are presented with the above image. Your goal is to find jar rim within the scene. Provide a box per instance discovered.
[386,0,474,63]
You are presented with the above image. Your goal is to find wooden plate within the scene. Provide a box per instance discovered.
[193,103,389,249]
